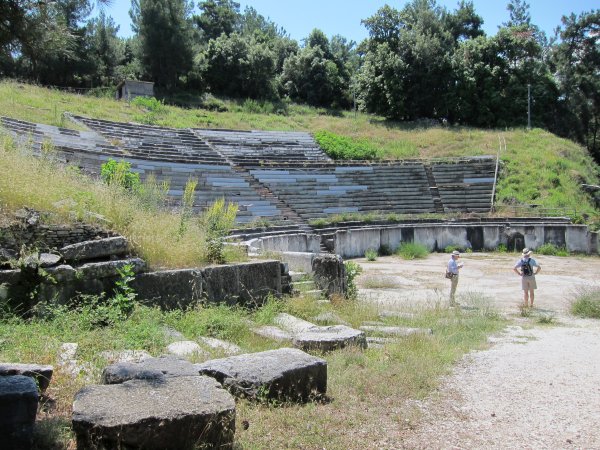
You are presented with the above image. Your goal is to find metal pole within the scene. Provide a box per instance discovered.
[527,84,531,130]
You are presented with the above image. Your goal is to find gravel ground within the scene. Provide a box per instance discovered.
[355,254,600,449]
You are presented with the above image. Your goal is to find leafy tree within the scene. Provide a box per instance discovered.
[443,0,484,42]
[85,11,123,85]
[356,0,455,119]
[552,10,600,161]
[203,33,277,99]
[130,0,194,89]
[195,0,240,43]
[452,24,558,128]
[280,29,351,107]
[0,0,98,83]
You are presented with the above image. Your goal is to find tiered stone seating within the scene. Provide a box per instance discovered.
[2,116,496,221]
[193,129,331,165]
[247,162,436,219]
[1,116,121,157]
[430,157,496,212]
[73,116,228,165]
[1,117,287,223]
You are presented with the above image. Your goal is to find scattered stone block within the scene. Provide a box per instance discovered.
[0,363,53,392]
[39,253,61,268]
[196,348,326,402]
[197,337,242,355]
[99,350,152,364]
[359,325,433,337]
[163,327,185,341]
[101,355,199,385]
[251,326,293,342]
[378,310,417,320]
[60,236,129,262]
[293,325,367,352]
[77,258,146,279]
[72,376,236,450]
[274,312,317,333]
[166,341,209,358]
[57,343,93,380]
[311,254,346,296]
[0,375,38,450]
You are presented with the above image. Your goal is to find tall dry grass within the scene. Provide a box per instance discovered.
[0,134,221,268]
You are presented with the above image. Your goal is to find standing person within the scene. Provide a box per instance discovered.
[513,248,541,308]
[447,250,463,307]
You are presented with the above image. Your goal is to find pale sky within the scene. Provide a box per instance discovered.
[100,0,598,42]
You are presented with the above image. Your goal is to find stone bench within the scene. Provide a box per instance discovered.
[72,376,236,450]
[195,348,327,402]
[0,375,38,450]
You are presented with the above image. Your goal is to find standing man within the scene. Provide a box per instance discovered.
[513,248,541,308]
[447,250,463,307]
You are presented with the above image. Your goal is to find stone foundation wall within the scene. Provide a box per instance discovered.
[0,259,286,312]
[0,222,113,253]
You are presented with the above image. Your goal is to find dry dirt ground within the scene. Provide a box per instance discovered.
[355,253,600,450]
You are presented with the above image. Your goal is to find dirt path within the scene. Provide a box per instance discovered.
[355,253,600,449]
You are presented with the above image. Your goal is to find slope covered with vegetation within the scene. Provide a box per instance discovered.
[1,80,598,228]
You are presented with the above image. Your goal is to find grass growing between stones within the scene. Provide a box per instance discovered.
[0,291,504,449]
[235,294,504,449]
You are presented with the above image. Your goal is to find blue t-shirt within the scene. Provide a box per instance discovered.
[447,258,461,275]
[514,257,539,276]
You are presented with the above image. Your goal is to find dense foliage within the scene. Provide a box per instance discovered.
[314,131,379,160]
[0,0,598,161]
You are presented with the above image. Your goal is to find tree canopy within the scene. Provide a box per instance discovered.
[0,0,598,161]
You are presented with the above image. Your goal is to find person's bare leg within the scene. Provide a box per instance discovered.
[529,290,535,308]
[523,290,529,307]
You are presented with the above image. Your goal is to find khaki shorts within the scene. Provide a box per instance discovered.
[522,275,537,290]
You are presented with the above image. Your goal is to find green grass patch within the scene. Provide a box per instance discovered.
[571,287,600,319]
[396,242,429,260]
[314,130,379,160]
[0,287,505,449]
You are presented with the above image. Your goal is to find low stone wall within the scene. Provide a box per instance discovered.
[332,223,598,258]
[246,233,321,254]
[0,221,113,253]
[0,259,286,312]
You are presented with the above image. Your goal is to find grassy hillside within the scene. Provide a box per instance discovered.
[1,80,599,227]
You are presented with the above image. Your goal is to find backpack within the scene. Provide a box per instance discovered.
[521,259,533,276]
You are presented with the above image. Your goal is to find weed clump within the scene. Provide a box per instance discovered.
[364,248,378,261]
[571,287,600,319]
[396,242,428,260]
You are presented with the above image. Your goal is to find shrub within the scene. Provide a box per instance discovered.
[496,244,508,253]
[201,198,238,264]
[536,243,569,256]
[344,261,362,300]
[365,248,378,261]
[571,287,600,319]
[396,242,429,260]
[100,159,141,192]
[378,244,392,256]
[131,96,166,113]
[314,130,379,160]
[444,245,461,253]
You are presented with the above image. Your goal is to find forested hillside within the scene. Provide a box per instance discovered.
[1,1,598,161]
